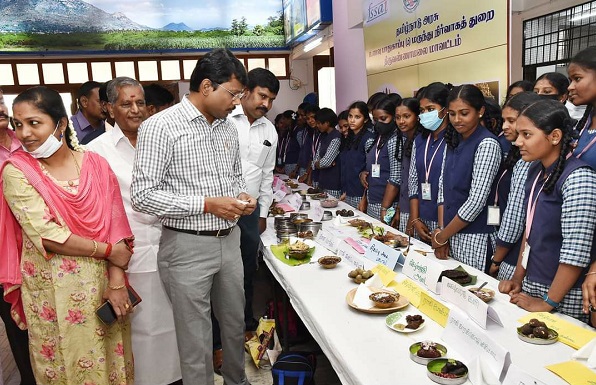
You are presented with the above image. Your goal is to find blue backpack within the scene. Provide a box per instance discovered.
[272,351,316,385]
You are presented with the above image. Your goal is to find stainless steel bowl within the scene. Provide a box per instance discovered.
[300,201,311,210]
[322,211,333,221]
[297,221,322,236]
[290,213,308,220]
[276,230,297,243]
[274,217,293,229]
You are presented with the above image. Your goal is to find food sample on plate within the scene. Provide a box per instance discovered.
[357,225,385,239]
[348,219,369,228]
[393,314,425,330]
[369,292,400,308]
[297,230,314,239]
[285,180,298,188]
[307,187,321,194]
[430,359,468,378]
[518,319,557,339]
[336,209,355,217]
[320,198,339,208]
[440,269,472,285]
[468,287,495,302]
[286,240,311,260]
[347,268,374,284]
[373,232,409,247]
[416,341,445,358]
[269,203,286,216]
[312,192,328,200]
[318,256,341,269]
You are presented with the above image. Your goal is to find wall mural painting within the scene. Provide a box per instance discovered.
[0,0,285,54]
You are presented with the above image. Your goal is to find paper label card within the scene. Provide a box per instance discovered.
[518,312,596,350]
[418,291,450,327]
[363,239,400,270]
[283,193,303,212]
[401,252,444,293]
[315,229,341,253]
[272,176,284,191]
[502,364,548,385]
[546,361,596,385]
[442,308,510,381]
[441,278,489,329]
[371,263,397,286]
[336,240,362,268]
[273,189,287,202]
[394,278,423,307]
[311,201,324,222]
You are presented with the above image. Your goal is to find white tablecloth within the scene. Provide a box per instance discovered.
[262,197,594,385]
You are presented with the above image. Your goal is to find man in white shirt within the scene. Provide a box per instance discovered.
[212,68,279,372]
[87,77,182,385]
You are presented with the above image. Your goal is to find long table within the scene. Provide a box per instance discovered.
[261,193,594,385]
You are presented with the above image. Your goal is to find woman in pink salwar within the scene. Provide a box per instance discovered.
[0,86,135,385]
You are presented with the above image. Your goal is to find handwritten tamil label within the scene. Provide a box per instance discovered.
[363,239,400,270]
[394,278,423,307]
[280,183,291,194]
[441,277,489,329]
[283,193,303,212]
[273,189,287,202]
[518,312,596,350]
[337,240,362,268]
[371,263,397,286]
[311,201,324,222]
[401,252,444,293]
[443,308,510,381]
[315,229,341,253]
[272,176,284,191]
[418,291,450,327]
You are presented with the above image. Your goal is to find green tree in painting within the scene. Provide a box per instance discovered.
[253,25,264,36]
[265,11,284,35]
[231,17,248,36]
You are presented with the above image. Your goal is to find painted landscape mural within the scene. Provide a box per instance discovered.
[0,0,285,53]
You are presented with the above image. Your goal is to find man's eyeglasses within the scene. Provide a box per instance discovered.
[212,82,245,100]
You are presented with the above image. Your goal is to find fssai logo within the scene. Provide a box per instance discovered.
[367,0,388,23]
[403,0,420,13]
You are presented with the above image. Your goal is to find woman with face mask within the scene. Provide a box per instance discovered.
[406,82,450,243]
[359,96,402,222]
[0,86,135,384]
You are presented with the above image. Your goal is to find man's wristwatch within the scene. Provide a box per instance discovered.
[542,293,560,309]
[490,256,502,267]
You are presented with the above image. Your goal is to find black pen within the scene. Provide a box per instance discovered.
[263,140,271,147]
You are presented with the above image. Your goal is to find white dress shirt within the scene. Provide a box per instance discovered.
[230,104,278,218]
[87,124,161,273]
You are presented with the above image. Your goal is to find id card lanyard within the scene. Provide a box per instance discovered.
[487,169,508,226]
[278,135,288,164]
[371,136,382,178]
[521,170,550,268]
[311,132,321,161]
[421,135,444,200]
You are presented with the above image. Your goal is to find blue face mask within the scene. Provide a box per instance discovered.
[419,108,445,131]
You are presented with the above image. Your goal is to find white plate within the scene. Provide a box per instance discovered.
[385,311,426,333]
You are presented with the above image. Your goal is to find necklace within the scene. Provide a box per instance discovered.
[68,151,81,187]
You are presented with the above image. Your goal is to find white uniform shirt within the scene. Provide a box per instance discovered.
[230,104,278,218]
[87,124,161,273]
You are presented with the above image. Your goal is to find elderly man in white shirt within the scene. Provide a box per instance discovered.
[88,77,182,385]
[211,68,279,373]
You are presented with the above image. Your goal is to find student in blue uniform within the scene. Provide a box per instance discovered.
[483,98,508,157]
[298,104,321,186]
[431,85,502,271]
[295,103,318,179]
[408,82,450,243]
[393,97,423,233]
[360,96,401,222]
[533,72,569,103]
[289,103,309,178]
[340,101,373,209]
[280,110,301,175]
[489,92,541,280]
[312,108,341,197]
[499,99,596,323]
[505,80,533,102]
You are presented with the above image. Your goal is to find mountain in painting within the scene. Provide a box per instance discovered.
[161,22,193,32]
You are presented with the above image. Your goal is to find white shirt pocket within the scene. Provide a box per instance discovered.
[250,141,271,168]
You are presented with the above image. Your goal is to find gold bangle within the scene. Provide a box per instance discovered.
[433,231,449,246]
[586,271,596,276]
[90,240,98,257]
[108,284,126,290]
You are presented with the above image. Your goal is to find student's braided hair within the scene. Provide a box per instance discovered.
[518,99,578,194]
[444,84,485,149]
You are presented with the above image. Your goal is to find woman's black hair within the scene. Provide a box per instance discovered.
[569,47,596,136]
[534,72,570,97]
[501,92,542,170]
[417,82,450,139]
[444,84,486,149]
[370,95,400,156]
[346,101,370,151]
[482,97,503,136]
[385,93,403,107]
[518,99,578,193]
[13,86,75,150]
[338,110,350,150]
[396,97,423,160]
[505,80,533,100]
[367,92,386,110]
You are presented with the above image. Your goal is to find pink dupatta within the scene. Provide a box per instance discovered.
[0,151,134,329]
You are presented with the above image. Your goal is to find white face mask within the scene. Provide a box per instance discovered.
[22,120,63,159]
